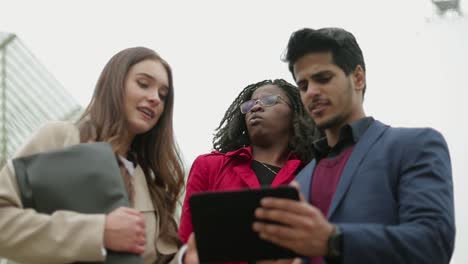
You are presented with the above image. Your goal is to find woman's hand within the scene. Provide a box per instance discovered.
[183,233,199,264]
[104,207,146,254]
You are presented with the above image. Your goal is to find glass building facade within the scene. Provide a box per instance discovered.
[0,32,82,264]
[0,32,82,167]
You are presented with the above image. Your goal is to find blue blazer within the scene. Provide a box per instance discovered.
[296,120,455,264]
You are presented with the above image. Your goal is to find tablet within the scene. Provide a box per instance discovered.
[189,186,300,262]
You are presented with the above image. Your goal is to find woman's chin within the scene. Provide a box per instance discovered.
[128,121,154,135]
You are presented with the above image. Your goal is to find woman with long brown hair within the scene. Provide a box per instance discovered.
[0,47,191,263]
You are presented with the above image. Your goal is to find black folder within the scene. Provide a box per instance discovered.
[189,186,301,262]
[12,142,143,264]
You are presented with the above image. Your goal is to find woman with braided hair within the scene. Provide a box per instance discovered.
[179,79,321,246]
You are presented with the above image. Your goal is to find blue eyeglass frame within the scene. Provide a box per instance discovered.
[239,94,287,114]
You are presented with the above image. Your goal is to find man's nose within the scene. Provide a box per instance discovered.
[305,84,321,97]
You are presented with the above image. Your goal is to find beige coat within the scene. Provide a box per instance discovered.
[0,122,180,264]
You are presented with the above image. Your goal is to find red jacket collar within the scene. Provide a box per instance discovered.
[223,146,299,161]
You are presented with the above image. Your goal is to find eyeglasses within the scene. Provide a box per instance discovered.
[239,94,287,114]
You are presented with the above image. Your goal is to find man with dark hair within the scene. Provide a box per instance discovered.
[253,27,455,264]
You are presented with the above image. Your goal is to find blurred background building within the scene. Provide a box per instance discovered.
[432,0,464,16]
[0,32,82,167]
[1,32,82,263]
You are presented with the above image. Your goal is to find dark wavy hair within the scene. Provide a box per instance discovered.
[213,79,320,163]
[283,27,367,98]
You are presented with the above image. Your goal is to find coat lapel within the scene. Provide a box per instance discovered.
[327,120,388,219]
[234,163,261,188]
[132,166,155,212]
[271,160,301,187]
[294,160,316,202]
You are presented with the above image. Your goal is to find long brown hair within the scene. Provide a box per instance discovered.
[77,47,184,250]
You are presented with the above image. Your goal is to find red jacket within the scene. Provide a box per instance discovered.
[179,146,302,243]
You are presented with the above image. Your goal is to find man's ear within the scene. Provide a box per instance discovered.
[352,65,366,92]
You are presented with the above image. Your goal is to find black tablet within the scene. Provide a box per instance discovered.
[189,186,300,262]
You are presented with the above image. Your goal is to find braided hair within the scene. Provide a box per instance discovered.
[212,79,320,163]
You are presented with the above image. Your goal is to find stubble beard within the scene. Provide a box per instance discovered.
[315,113,348,131]
[315,79,354,131]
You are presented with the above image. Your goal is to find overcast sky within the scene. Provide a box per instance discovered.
[1,0,467,262]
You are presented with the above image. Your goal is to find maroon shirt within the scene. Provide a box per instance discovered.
[311,146,354,216]
[309,146,354,264]
[308,117,373,264]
